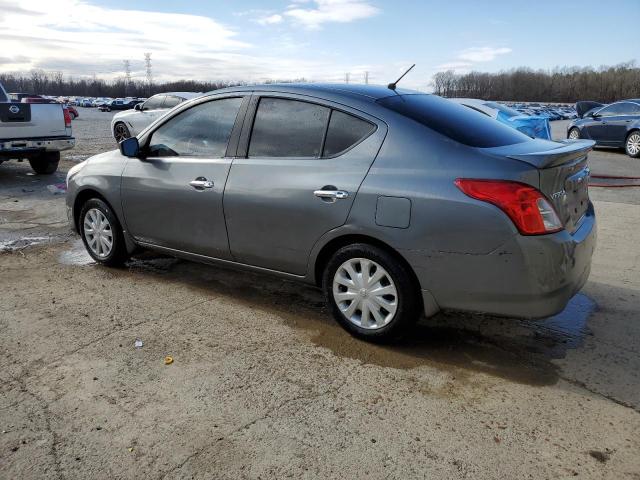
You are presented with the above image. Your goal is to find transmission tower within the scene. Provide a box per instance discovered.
[364,71,369,84]
[345,72,350,84]
[144,53,153,94]
[123,60,131,96]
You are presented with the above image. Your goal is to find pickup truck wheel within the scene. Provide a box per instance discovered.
[323,243,421,342]
[113,122,130,143]
[29,152,60,174]
[79,198,128,266]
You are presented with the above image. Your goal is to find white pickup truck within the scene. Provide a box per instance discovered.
[0,81,75,174]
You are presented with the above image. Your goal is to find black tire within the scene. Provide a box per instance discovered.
[79,198,129,267]
[568,127,581,140]
[28,152,60,174]
[113,122,130,143]
[625,130,640,158]
[322,243,421,342]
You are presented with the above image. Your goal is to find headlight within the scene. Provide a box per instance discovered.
[66,160,87,187]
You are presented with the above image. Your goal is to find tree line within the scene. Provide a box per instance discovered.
[0,70,307,99]
[432,63,640,103]
[2,62,639,103]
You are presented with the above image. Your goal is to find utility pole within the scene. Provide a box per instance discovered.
[364,71,369,84]
[144,52,153,95]
[345,72,350,84]
[123,59,131,96]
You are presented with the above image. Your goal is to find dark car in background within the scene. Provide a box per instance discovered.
[99,99,143,112]
[568,99,640,158]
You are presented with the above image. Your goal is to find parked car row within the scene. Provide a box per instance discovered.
[506,103,578,120]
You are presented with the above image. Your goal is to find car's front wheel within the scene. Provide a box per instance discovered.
[568,128,581,140]
[625,131,640,158]
[113,122,130,143]
[28,151,60,174]
[323,243,421,341]
[79,198,129,266]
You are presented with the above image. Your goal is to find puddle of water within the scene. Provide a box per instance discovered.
[522,293,597,354]
[0,236,51,252]
[58,239,95,266]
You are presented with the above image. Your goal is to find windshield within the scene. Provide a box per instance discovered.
[378,94,530,148]
[484,102,521,118]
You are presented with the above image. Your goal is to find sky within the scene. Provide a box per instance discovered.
[0,0,638,91]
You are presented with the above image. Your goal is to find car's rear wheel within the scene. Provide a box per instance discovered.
[79,198,129,266]
[323,243,421,341]
[28,151,60,174]
[625,131,640,158]
[568,128,581,140]
[113,122,130,143]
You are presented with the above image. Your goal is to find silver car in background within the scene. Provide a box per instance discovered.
[67,84,596,341]
[110,91,201,142]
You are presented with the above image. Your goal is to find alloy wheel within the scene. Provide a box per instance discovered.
[114,123,130,142]
[568,129,580,140]
[627,133,640,156]
[83,208,114,258]
[332,258,398,329]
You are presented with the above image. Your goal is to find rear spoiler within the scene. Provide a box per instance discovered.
[507,139,595,169]
[576,101,604,118]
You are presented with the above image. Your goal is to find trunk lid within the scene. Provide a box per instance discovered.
[485,138,595,234]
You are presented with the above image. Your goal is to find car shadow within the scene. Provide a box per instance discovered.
[104,251,602,387]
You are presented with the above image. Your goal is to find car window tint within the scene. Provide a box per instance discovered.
[627,103,640,114]
[249,98,329,157]
[147,97,242,157]
[144,95,165,110]
[378,94,529,148]
[0,89,7,102]
[323,110,376,157]
[462,104,491,117]
[598,104,625,116]
[163,96,182,108]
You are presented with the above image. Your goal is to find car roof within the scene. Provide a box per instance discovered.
[203,83,420,103]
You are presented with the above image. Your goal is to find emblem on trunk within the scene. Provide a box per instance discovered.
[9,105,20,114]
[551,190,567,200]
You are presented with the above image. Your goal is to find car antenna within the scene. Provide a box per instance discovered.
[388,64,416,90]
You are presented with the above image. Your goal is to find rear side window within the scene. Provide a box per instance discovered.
[378,94,530,148]
[164,96,182,109]
[323,110,376,157]
[147,97,242,157]
[143,95,165,110]
[249,98,329,157]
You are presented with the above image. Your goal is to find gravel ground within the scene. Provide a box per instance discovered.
[1,114,639,479]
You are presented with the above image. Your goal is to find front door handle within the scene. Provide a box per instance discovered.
[314,189,349,200]
[189,177,214,190]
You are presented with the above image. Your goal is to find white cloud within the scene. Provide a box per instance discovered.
[257,14,284,25]
[457,47,512,63]
[0,0,248,76]
[284,0,379,29]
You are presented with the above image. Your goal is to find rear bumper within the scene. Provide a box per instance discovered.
[405,204,597,319]
[0,137,75,158]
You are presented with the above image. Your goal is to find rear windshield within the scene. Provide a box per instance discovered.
[377,94,530,148]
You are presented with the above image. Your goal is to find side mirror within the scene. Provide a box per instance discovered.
[134,103,143,111]
[119,137,140,157]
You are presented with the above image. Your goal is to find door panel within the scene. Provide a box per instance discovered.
[223,96,386,275]
[121,158,232,258]
[121,95,246,258]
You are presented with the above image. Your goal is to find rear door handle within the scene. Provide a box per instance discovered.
[314,189,349,199]
[189,177,214,190]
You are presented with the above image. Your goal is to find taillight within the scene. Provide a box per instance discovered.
[454,179,563,235]
[63,107,72,127]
